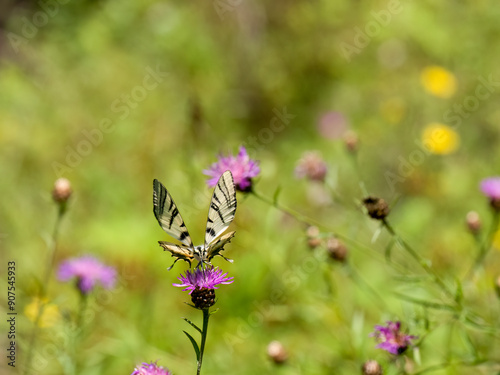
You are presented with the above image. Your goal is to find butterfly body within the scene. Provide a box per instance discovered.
[153,171,237,269]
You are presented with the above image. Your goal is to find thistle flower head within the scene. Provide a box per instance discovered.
[203,146,260,192]
[317,111,348,139]
[173,266,234,294]
[295,151,328,182]
[363,196,390,220]
[267,340,288,364]
[480,177,500,210]
[57,256,116,295]
[131,361,172,375]
[362,360,383,375]
[371,321,416,355]
[52,178,72,203]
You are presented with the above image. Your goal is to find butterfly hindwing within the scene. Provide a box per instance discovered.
[204,171,237,248]
[158,241,195,270]
[153,179,193,248]
[206,231,235,262]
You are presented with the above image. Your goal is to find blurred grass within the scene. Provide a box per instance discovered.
[2,0,500,374]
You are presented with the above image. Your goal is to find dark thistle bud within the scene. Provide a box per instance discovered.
[362,360,383,375]
[465,211,481,235]
[326,238,348,262]
[52,178,72,203]
[344,131,359,153]
[267,340,288,364]
[306,226,322,249]
[363,196,390,220]
[191,287,216,310]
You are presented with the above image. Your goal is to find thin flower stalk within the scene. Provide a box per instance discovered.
[24,193,68,375]
[381,219,456,302]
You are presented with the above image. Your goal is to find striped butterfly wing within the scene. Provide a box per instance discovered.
[204,171,237,257]
[207,231,235,262]
[158,241,195,270]
[153,179,194,248]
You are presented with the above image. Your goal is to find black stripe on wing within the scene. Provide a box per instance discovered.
[204,171,237,246]
[153,179,193,247]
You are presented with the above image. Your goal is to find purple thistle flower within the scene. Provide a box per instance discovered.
[317,111,348,140]
[131,361,172,375]
[480,177,500,199]
[203,146,260,192]
[57,256,116,295]
[173,266,234,294]
[371,321,416,355]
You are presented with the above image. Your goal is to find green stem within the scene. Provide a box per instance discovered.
[197,309,210,375]
[72,292,88,375]
[382,219,455,302]
[24,204,66,375]
[347,151,369,197]
[467,210,499,277]
[250,189,318,227]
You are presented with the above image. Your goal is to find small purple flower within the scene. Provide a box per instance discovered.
[317,111,348,139]
[173,266,234,294]
[203,146,260,192]
[371,321,416,355]
[57,256,116,295]
[480,177,500,210]
[131,361,172,375]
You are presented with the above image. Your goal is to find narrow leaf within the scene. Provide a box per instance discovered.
[384,237,396,262]
[183,318,202,334]
[183,331,200,361]
[273,186,282,204]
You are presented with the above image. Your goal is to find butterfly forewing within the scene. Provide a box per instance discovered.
[153,179,193,248]
[204,171,237,247]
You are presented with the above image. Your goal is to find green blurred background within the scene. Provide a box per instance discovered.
[2,0,500,374]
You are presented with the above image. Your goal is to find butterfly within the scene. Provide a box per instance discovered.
[153,170,237,270]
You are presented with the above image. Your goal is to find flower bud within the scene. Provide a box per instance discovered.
[295,152,328,182]
[465,211,481,235]
[362,360,383,375]
[344,131,359,153]
[267,340,287,364]
[306,226,322,249]
[363,196,390,220]
[326,238,348,262]
[52,178,72,203]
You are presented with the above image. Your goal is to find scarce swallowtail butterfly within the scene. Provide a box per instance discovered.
[153,170,237,270]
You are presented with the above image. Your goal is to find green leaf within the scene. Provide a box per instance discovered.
[183,331,200,361]
[384,237,396,262]
[183,318,202,334]
[454,277,463,304]
[273,186,282,204]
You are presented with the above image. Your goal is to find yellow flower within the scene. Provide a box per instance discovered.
[420,66,457,98]
[24,298,61,328]
[422,123,459,155]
